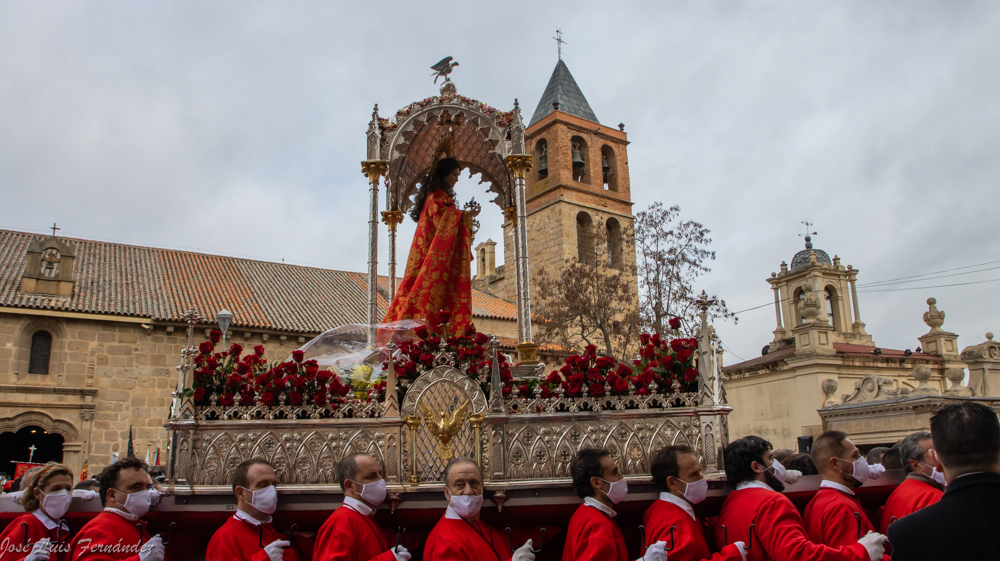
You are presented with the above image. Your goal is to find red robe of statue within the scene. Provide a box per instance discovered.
[70,510,171,561]
[804,484,887,560]
[713,484,868,561]
[383,189,473,330]
[423,512,512,561]
[0,511,69,560]
[313,503,397,561]
[562,502,630,561]
[642,495,744,561]
[879,476,943,535]
[205,513,302,561]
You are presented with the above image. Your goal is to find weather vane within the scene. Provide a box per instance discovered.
[553,29,567,61]
[799,221,817,238]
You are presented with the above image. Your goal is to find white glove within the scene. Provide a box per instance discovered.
[642,540,667,561]
[733,541,747,561]
[148,488,165,506]
[393,544,412,561]
[9,491,24,504]
[73,489,99,500]
[138,535,165,561]
[25,538,51,561]
[513,539,535,561]
[857,532,887,561]
[869,464,886,480]
[785,469,802,484]
[263,539,290,561]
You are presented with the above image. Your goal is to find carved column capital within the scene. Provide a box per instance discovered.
[381,210,405,231]
[505,155,532,179]
[502,207,517,226]
[361,160,389,180]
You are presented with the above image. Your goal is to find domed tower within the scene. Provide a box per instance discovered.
[766,235,872,355]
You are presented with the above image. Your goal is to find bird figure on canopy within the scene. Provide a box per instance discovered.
[431,57,459,84]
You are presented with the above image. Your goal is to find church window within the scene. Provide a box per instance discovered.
[825,286,844,331]
[601,146,617,191]
[606,218,623,269]
[576,212,593,261]
[570,136,589,184]
[28,330,52,374]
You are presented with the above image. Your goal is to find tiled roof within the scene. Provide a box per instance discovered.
[529,60,600,126]
[722,347,795,372]
[723,342,941,372]
[0,229,516,333]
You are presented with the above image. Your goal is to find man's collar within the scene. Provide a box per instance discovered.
[103,507,139,522]
[32,509,60,530]
[343,496,374,517]
[235,508,272,526]
[955,471,987,480]
[820,479,855,496]
[584,496,617,518]
[734,480,772,491]
[906,472,945,491]
[658,492,696,521]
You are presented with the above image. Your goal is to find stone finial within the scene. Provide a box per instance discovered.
[923,297,946,332]
[801,290,821,323]
[943,367,971,396]
[988,332,995,341]
[780,261,788,273]
[910,365,938,396]
[822,379,839,407]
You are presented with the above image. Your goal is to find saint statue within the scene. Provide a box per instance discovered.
[384,158,475,330]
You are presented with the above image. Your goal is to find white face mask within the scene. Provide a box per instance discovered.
[677,477,708,505]
[838,457,871,484]
[449,494,483,518]
[244,484,278,515]
[768,459,787,483]
[114,489,152,517]
[41,489,73,520]
[599,477,629,504]
[358,478,387,506]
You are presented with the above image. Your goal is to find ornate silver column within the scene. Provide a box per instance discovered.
[381,210,404,304]
[362,161,388,348]
[505,155,537,364]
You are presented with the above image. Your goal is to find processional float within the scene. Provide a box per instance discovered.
[164,62,732,511]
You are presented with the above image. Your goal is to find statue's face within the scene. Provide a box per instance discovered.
[444,167,461,188]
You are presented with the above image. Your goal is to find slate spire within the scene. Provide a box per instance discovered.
[529,60,600,126]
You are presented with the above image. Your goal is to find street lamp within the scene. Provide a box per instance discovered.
[216,309,233,349]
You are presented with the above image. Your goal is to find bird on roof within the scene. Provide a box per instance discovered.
[431,57,459,84]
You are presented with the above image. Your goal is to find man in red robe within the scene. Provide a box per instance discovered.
[644,445,745,561]
[205,458,300,561]
[313,453,410,561]
[70,457,167,561]
[563,448,667,561]
[879,431,944,535]
[803,431,887,559]
[424,457,534,561]
[714,436,886,561]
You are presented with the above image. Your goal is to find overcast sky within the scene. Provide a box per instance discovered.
[1,1,997,364]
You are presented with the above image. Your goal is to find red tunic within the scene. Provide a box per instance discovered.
[424,514,512,561]
[879,476,943,535]
[714,485,868,561]
[0,512,69,561]
[69,510,170,561]
[562,503,629,561]
[383,189,473,330]
[642,497,743,561]
[205,514,302,561]
[804,486,887,561]
[313,505,397,561]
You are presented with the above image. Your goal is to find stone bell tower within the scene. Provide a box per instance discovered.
[473,59,636,303]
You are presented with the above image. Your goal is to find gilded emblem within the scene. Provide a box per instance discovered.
[419,399,470,460]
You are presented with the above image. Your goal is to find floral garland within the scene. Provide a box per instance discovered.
[376,95,517,140]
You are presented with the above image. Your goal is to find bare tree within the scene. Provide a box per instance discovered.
[634,202,735,335]
[533,224,641,361]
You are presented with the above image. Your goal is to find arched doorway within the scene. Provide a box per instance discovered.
[0,425,65,477]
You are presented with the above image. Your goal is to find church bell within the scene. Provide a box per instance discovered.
[571,143,585,168]
[539,146,548,175]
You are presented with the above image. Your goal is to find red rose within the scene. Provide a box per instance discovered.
[677,348,693,363]
[419,353,434,366]
[636,386,650,396]
[669,317,682,330]
[589,383,606,397]
[501,369,513,383]
[670,339,683,351]
[255,345,266,357]
[502,385,512,397]
[305,364,319,375]
[661,355,674,367]
[685,367,699,383]
[292,350,305,363]
[632,376,645,389]
[541,386,553,399]
[227,374,240,388]
[613,379,629,393]
[313,391,327,406]
[414,326,429,339]
[236,362,250,375]
[640,333,651,346]
[240,392,255,406]
[651,333,661,346]
[220,393,235,406]
[545,371,562,384]
[616,364,633,378]
[193,387,206,402]
[585,345,597,357]
[284,363,298,375]
[288,391,303,406]
[199,341,214,354]
[472,345,485,359]
[317,370,333,382]
[474,332,489,346]
[209,330,222,343]
[438,311,451,325]
[293,376,307,389]
[260,392,276,406]
[245,355,260,366]
[518,383,530,396]
[633,359,642,367]
[590,374,605,385]
[568,372,585,384]
[595,357,615,369]
[565,382,582,397]
[206,357,219,369]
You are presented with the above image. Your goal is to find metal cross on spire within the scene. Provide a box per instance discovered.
[799,221,817,238]
[50,223,60,236]
[553,29,567,61]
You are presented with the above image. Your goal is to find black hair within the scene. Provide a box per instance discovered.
[931,402,1000,473]
[865,447,891,466]
[784,453,819,476]
[881,448,903,470]
[650,445,694,492]
[571,448,611,499]
[723,436,773,487]
[232,458,272,494]
[96,457,148,504]
[409,157,461,222]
